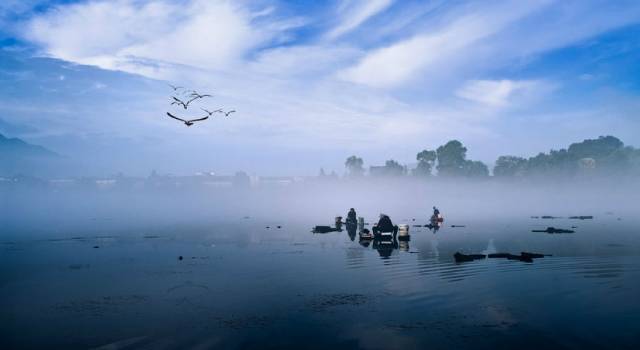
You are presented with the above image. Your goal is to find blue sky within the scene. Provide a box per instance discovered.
[1,0,639,176]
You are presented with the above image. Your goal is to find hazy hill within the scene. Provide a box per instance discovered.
[0,133,61,176]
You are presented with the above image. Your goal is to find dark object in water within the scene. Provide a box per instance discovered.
[532,227,574,234]
[454,252,486,262]
[451,225,466,228]
[313,226,337,233]
[521,251,551,259]
[266,226,270,229]
[541,215,561,219]
[412,218,415,221]
[488,253,511,258]
[93,246,99,249]
[359,228,373,240]
[178,256,183,261]
[277,226,282,229]
[412,225,423,228]
[569,215,593,220]
[507,254,533,263]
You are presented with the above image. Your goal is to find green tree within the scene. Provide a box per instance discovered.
[415,149,436,176]
[344,155,364,177]
[462,160,489,177]
[436,140,467,176]
[494,156,527,177]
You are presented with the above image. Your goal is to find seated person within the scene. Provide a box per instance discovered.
[373,214,398,235]
[347,208,357,224]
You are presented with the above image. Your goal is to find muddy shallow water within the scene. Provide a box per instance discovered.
[2,214,640,349]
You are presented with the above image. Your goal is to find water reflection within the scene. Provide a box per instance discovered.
[4,216,640,349]
[373,237,399,258]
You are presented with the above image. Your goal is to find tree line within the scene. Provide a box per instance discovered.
[343,136,640,179]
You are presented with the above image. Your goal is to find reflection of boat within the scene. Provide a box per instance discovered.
[374,230,394,240]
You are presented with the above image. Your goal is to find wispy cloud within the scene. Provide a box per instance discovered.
[456,79,556,108]
[325,0,394,40]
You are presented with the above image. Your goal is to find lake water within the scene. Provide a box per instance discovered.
[2,214,640,349]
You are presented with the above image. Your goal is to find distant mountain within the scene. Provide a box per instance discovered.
[0,133,61,176]
[0,133,58,158]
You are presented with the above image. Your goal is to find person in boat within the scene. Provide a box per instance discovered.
[346,208,357,225]
[374,214,398,235]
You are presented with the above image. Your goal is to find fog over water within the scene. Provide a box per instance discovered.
[3,177,639,236]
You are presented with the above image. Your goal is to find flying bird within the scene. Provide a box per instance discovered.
[166,112,208,126]
[201,108,223,116]
[222,110,236,117]
[189,91,212,99]
[170,95,204,109]
[168,84,183,91]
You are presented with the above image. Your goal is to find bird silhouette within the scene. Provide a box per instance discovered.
[170,96,203,110]
[222,110,236,117]
[166,112,208,126]
[168,84,183,91]
[201,108,223,116]
[189,90,212,99]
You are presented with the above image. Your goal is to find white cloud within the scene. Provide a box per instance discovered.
[338,1,554,88]
[25,0,302,76]
[325,0,394,40]
[455,79,555,108]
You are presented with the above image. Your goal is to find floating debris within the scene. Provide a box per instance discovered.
[313,226,337,233]
[532,227,575,234]
[569,216,593,220]
[454,252,486,262]
[178,256,183,261]
[521,252,551,259]
[451,225,466,228]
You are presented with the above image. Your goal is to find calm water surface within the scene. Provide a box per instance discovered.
[2,215,640,349]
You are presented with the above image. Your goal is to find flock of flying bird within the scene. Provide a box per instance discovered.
[166,84,235,126]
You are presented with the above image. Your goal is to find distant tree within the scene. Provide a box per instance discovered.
[462,160,489,177]
[436,140,467,176]
[345,155,364,177]
[567,136,623,160]
[494,156,527,177]
[415,149,436,176]
[384,159,405,177]
[370,160,405,177]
